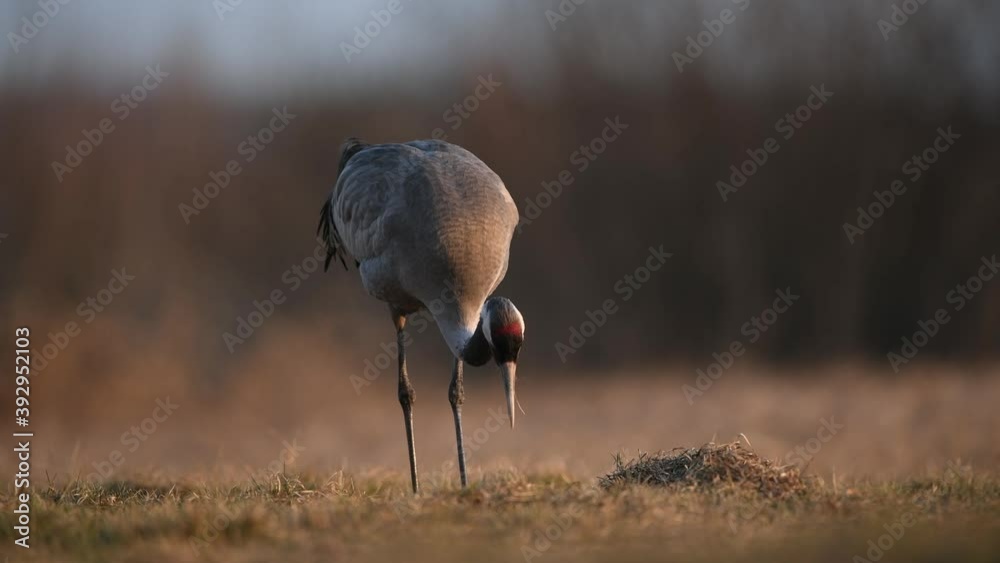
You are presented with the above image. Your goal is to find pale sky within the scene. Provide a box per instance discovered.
[1,0,997,113]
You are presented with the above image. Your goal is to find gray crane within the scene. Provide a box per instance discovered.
[318,137,525,494]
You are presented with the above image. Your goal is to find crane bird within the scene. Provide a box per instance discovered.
[318,137,525,493]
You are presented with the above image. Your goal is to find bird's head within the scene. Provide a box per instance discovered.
[480,296,524,428]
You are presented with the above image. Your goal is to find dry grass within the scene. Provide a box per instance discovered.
[4,369,999,561]
[599,440,811,498]
[1,462,998,563]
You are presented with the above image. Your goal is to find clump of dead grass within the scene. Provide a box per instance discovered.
[599,440,811,497]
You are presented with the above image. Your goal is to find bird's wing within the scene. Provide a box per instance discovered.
[318,138,374,271]
[320,143,416,265]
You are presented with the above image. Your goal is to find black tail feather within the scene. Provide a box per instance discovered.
[319,137,371,272]
[317,199,348,271]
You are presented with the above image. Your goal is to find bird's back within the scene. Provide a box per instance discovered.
[324,139,519,333]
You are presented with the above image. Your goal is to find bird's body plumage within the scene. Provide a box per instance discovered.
[322,139,519,357]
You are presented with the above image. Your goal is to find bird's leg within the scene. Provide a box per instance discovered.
[448,358,468,488]
[394,314,419,494]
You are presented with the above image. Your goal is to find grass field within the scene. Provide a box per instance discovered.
[2,464,999,563]
[4,367,999,561]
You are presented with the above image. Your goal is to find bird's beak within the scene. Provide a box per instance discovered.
[500,361,517,429]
